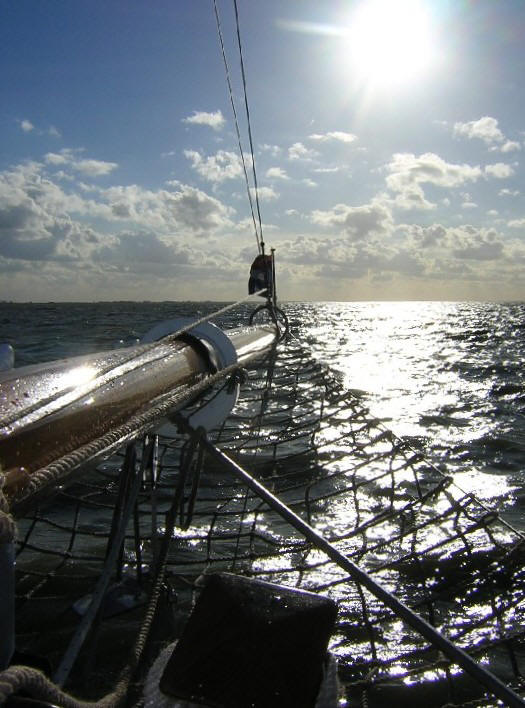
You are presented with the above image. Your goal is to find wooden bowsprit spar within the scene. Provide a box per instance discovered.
[0,319,276,515]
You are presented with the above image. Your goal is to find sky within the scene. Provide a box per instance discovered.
[2,0,525,302]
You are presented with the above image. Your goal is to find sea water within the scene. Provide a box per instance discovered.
[1,300,524,530]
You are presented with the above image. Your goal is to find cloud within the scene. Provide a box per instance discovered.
[269,217,522,296]
[0,158,277,299]
[309,131,357,144]
[250,186,278,201]
[165,185,232,234]
[385,152,483,210]
[20,119,34,133]
[402,223,447,247]
[45,152,69,166]
[508,218,525,228]
[184,149,243,182]
[18,119,61,138]
[75,159,118,176]
[406,222,506,261]
[484,162,514,179]
[453,116,520,154]
[266,167,289,180]
[453,116,505,145]
[391,184,435,211]
[0,157,235,278]
[0,169,101,262]
[451,227,504,261]
[288,142,318,161]
[102,182,232,234]
[313,167,341,173]
[259,143,282,156]
[310,200,393,241]
[0,162,113,263]
[501,140,521,153]
[95,231,189,265]
[44,148,118,176]
[182,110,225,130]
[499,188,520,197]
[294,219,510,290]
[387,152,482,190]
[275,233,426,281]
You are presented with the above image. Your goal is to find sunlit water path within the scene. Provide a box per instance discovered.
[287,301,525,530]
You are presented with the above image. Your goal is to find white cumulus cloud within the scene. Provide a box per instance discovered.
[44,148,118,176]
[266,167,289,180]
[453,116,505,145]
[75,159,118,176]
[250,186,278,201]
[20,119,34,133]
[501,140,521,153]
[182,110,226,130]
[484,162,514,179]
[385,152,483,210]
[453,116,519,154]
[387,152,482,190]
[288,142,318,161]
[310,200,393,241]
[184,149,243,183]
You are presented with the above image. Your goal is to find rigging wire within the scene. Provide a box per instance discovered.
[213,0,260,254]
[212,0,264,255]
[0,290,268,432]
[232,0,265,253]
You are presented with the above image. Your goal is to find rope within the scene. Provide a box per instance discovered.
[1,289,267,433]
[173,425,205,529]
[341,391,525,544]
[0,424,201,707]
[0,664,117,707]
[232,0,265,252]
[9,345,271,513]
[8,341,525,706]
[0,470,15,544]
[53,446,142,686]
[122,431,209,700]
[196,433,525,708]
[213,0,261,253]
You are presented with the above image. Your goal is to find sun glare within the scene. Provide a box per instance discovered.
[346,0,436,89]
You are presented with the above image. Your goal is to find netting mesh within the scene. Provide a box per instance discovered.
[12,341,525,707]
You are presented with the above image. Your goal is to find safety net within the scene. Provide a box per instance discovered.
[8,340,525,707]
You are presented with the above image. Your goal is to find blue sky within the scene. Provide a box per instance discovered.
[2,0,525,302]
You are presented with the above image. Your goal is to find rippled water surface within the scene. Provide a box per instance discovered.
[1,300,524,527]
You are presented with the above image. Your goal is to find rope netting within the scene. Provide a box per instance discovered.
[9,341,525,707]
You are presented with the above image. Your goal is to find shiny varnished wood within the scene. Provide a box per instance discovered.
[0,325,276,505]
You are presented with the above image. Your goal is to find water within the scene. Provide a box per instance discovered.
[4,300,525,704]
[1,300,524,528]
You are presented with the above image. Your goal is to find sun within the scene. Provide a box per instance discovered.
[346,0,436,89]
